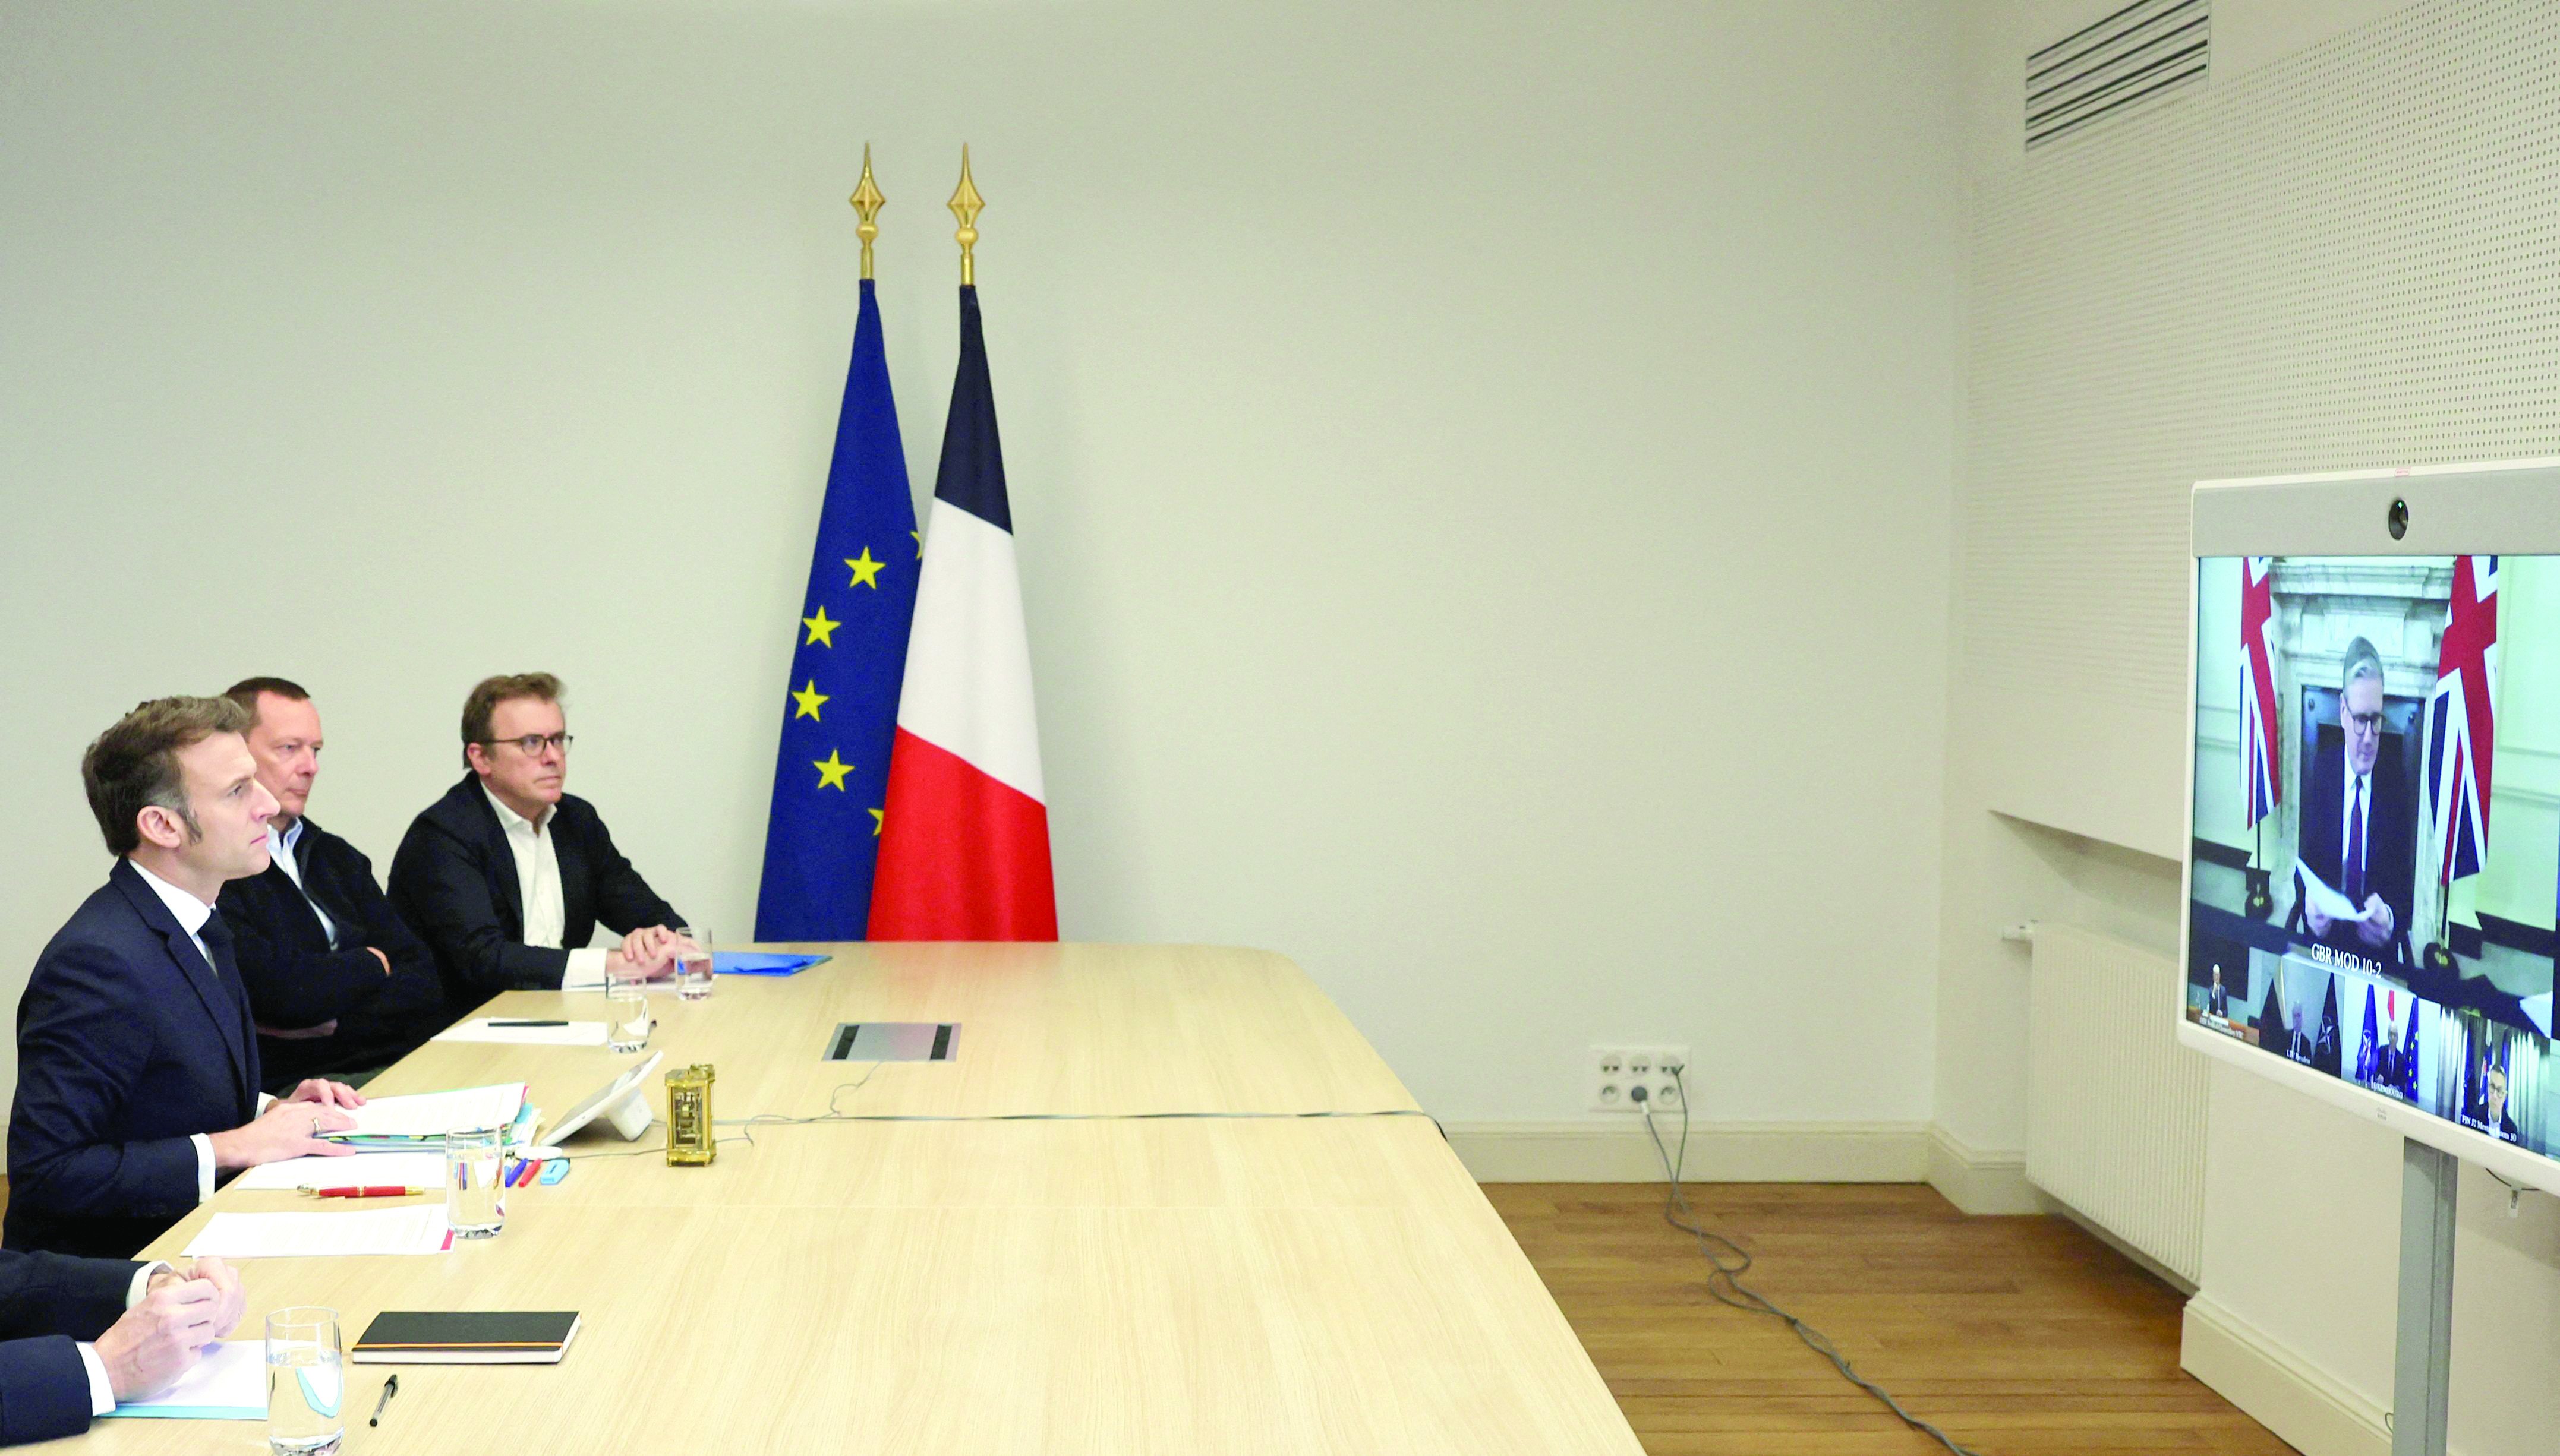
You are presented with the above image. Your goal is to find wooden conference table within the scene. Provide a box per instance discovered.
[72,943,1642,1455]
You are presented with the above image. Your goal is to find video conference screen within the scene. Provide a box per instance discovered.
[2189,555,2556,1156]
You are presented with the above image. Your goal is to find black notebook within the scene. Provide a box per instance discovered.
[352,1311,582,1364]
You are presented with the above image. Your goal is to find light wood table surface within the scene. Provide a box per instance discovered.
[65,945,1641,1455]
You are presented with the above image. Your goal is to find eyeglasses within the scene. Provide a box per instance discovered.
[2344,710,2384,735]
[482,733,573,756]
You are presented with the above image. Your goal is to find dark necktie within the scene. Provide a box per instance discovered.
[199,908,240,982]
[2345,778,2366,907]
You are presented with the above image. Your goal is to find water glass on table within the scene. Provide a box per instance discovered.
[606,974,652,1051]
[445,1126,506,1239]
[265,1306,343,1455]
[674,926,713,1001]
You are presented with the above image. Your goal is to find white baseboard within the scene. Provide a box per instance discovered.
[2181,1294,2389,1456]
[1443,1119,1927,1183]
[1922,1125,2046,1214]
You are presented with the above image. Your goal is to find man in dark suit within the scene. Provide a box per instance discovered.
[2483,1065,2523,1144]
[2206,965,2229,1019]
[216,678,451,1092]
[0,1250,245,1445]
[8,696,365,1258]
[2296,639,2416,969]
[389,673,687,1015]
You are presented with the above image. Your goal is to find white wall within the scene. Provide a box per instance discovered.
[0,1,1965,1129]
[1946,2,2560,1453]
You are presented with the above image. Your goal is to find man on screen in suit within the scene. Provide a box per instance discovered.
[0,1250,245,1445]
[2206,965,2228,1019]
[2296,639,2416,967]
[7,697,365,1258]
[215,678,450,1092]
[2483,1064,2523,1144]
[389,673,688,1015]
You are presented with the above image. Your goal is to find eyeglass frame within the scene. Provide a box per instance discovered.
[477,732,575,756]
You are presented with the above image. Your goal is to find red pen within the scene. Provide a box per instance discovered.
[301,1186,427,1199]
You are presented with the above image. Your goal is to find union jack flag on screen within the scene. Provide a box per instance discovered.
[2426,555,2499,886]
[2239,557,2281,828]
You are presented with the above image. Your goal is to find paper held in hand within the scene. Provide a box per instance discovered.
[322,1083,528,1141]
[2293,859,2378,925]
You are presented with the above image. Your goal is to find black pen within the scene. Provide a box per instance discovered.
[489,1020,569,1028]
[370,1374,399,1427]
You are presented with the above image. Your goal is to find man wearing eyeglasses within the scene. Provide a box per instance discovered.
[2296,638,2413,969]
[388,673,686,1015]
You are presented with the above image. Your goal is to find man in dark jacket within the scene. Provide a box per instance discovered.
[0,1250,245,1445]
[8,697,361,1258]
[389,673,686,1016]
[216,678,452,1091]
[2296,639,2415,969]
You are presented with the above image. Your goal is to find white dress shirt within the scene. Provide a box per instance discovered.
[75,1262,172,1415]
[481,786,608,981]
[127,862,275,1205]
[266,817,339,948]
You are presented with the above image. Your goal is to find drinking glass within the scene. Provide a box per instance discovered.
[444,1127,506,1239]
[606,978,652,1052]
[264,1306,343,1454]
[674,926,714,1002]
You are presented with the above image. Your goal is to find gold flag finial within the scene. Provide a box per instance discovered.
[849,144,886,281]
[948,144,984,287]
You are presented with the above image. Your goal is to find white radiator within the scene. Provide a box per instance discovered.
[2025,923,2209,1284]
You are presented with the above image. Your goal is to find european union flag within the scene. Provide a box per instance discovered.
[755,276,919,939]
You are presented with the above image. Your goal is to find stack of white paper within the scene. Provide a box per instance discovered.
[229,1150,449,1192]
[184,1205,453,1258]
[100,1341,266,1420]
[326,1083,528,1142]
[434,1019,609,1046]
[560,964,682,993]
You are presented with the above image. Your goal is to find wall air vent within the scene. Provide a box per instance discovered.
[2027,0,2208,150]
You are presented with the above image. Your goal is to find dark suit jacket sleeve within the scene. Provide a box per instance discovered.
[2379,768,2418,940]
[0,1249,140,1343]
[0,1250,141,1441]
[346,842,439,985]
[225,883,396,1029]
[576,808,681,937]
[389,816,570,994]
[9,942,204,1224]
[0,1335,99,1445]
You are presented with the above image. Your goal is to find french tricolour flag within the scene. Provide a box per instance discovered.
[867,285,1058,940]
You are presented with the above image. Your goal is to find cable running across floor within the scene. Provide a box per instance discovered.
[1639,1066,1990,1456]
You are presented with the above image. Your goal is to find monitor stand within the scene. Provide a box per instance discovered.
[2392,1139,2455,1456]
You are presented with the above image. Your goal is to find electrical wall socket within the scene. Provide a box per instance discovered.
[1590,1044,1689,1113]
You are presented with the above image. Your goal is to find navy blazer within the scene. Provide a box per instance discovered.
[218,818,452,1094]
[0,1247,143,1445]
[387,775,681,1013]
[7,861,261,1258]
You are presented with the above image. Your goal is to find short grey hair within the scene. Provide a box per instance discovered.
[2340,637,2384,694]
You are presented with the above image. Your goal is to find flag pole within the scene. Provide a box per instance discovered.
[850,144,885,280]
[949,144,983,286]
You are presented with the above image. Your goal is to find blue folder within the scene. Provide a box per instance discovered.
[712,952,830,977]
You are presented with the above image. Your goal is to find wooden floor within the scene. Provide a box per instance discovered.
[1484,1183,2298,1456]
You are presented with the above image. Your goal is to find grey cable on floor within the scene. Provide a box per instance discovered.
[1640,1066,1989,1456]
